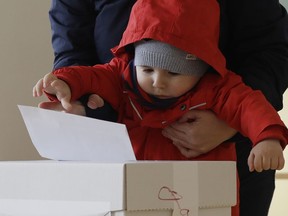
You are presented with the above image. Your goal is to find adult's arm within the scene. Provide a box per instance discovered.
[49,0,135,69]
[49,0,97,69]
[220,0,288,110]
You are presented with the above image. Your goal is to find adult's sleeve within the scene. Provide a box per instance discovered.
[49,0,98,69]
[49,0,135,69]
[221,0,288,111]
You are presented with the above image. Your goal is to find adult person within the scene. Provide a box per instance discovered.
[44,0,288,215]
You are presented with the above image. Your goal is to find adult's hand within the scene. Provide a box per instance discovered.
[162,110,237,158]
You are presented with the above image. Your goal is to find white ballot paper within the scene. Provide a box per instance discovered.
[18,105,136,162]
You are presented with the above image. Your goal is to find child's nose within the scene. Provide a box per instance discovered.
[152,73,166,88]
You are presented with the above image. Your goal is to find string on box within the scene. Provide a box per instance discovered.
[158,186,191,216]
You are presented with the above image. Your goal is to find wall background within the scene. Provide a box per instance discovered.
[282,0,288,10]
[0,0,287,215]
[0,1,52,160]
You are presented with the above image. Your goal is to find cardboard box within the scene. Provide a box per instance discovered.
[0,161,236,216]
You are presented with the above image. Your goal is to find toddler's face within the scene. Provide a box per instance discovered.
[136,66,201,99]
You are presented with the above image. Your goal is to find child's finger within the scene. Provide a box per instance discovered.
[269,157,280,170]
[60,97,72,111]
[50,81,72,111]
[32,78,44,97]
[54,89,71,109]
[87,94,105,109]
[247,152,255,172]
[268,155,285,170]
[43,73,57,88]
[277,156,285,170]
[265,156,285,171]
[49,79,70,97]
[253,156,264,172]
[262,156,272,170]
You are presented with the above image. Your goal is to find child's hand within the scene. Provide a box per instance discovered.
[248,139,285,172]
[33,73,72,111]
[38,101,86,116]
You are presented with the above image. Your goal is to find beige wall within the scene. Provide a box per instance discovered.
[282,0,288,10]
[0,1,52,160]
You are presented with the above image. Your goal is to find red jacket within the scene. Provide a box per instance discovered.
[53,0,287,161]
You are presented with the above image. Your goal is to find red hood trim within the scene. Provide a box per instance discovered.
[112,0,228,77]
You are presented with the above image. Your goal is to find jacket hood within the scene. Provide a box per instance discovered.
[112,0,228,77]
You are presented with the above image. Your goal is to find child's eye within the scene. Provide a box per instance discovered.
[168,71,179,76]
[142,68,154,73]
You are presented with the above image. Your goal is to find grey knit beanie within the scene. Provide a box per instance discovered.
[134,40,209,76]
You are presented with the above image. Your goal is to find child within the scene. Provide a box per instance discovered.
[33,1,287,215]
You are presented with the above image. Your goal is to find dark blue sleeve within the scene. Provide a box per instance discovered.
[219,0,288,111]
[49,0,135,69]
[49,0,97,69]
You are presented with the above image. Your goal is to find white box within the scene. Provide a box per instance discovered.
[0,161,236,216]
